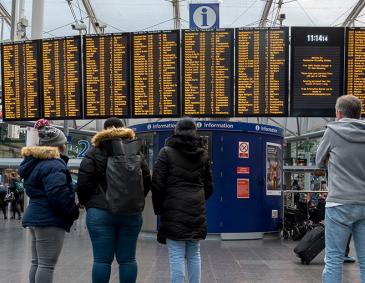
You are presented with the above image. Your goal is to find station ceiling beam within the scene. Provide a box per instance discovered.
[80,0,106,34]
[343,0,365,27]
[259,0,273,27]
[0,2,11,27]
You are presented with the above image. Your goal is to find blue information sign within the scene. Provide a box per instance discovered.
[189,3,219,29]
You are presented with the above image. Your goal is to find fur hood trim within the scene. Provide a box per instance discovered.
[92,127,136,147]
[21,146,60,159]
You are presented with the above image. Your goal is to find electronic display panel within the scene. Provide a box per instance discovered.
[132,30,180,118]
[346,27,365,115]
[182,29,234,117]
[291,27,345,117]
[235,27,288,116]
[84,33,130,119]
[1,41,41,121]
[41,36,82,119]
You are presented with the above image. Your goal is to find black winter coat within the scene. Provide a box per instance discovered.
[152,135,213,244]
[77,127,151,210]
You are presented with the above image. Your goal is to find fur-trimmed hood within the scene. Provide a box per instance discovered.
[19,146,63,180]
[21,146,60,159]
[92,127,135,147]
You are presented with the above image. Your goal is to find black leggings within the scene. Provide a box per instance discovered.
[11,200,21,218]
[1,205,6,218]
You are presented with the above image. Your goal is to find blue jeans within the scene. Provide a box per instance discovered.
[323,204,365,283]
[166,239,201,283]
[86,208,142,283]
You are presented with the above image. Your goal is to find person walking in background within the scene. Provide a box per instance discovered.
[151,118,213,283]
[18,120,79,283]
[0,185,7,219]
[316,95,365,283]
[344,235,356,263]
[8,172,22,220]
[77,117,151,283]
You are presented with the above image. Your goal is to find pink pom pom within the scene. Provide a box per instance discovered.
[34,119,50,130]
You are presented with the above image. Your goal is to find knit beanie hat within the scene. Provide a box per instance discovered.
[38,126,67,147]
[174,118,197,137]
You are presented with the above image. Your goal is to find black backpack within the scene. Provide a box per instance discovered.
[101,139,145,215]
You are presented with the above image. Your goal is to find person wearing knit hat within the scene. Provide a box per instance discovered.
[151,117,213,283]
[18,119,79,283]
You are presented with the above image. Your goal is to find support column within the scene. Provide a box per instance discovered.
[31,0,44,40]
[10,0,19,41]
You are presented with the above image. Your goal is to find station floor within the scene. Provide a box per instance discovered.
[0,214,361,283]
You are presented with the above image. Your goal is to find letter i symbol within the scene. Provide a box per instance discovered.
[201,8,208,26]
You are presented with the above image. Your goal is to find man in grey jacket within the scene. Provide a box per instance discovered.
[316,95,365,283]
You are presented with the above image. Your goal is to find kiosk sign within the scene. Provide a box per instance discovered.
[238,141,249,158]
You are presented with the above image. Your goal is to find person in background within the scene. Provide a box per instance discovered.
[9,172,22,220]
[344,235,356,263]
[18,120,79,283]
[0,185,7,219]
[316,95,365,283]
[151,118,213,283]
[77,117,151,283]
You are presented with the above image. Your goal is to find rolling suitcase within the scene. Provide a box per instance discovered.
[294,225,325,265]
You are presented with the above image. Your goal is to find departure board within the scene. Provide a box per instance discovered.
[132,30,180,118]
[291,27,344,117]
[84,33,130,118]
[1,41,41,121]
[346,27,365,115]
[235,28,288,116]
[41,36,82,120]
[182,29,234,117]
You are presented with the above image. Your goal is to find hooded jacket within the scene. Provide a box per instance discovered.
[18,146,79,232]
[316,118,365,204]
[77,127,151,210]
[152,135,214,244]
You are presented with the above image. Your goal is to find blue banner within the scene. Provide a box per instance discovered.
[131,121,284,137]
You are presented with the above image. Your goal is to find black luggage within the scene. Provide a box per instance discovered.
[294,225,325,265]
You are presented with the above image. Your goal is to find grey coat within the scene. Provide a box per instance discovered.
[316,118,365,205]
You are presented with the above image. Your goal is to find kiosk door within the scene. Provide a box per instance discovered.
[218,132,265,239]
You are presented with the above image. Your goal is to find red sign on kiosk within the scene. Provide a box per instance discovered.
[237,179,249,199]
[237,166,250,174]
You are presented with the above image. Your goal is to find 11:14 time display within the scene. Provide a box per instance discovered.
[307,34,328,42]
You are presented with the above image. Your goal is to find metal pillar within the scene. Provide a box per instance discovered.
[10,0,19,41]
[343,0,365,27]
[259,0,273,27]
[31,0,44,40]
[96,120,103,131]
[172,0,181,29]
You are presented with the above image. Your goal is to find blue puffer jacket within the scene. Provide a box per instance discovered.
[18,146,79,232]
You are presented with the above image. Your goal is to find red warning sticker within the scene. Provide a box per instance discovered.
[238,142,249,159]
[237,179,250,199]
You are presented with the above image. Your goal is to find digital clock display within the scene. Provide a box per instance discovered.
[307,34,328,42]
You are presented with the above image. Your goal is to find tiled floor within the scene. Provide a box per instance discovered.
[0,214,360,283]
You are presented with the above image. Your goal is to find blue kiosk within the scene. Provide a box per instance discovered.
[133,121,284,240]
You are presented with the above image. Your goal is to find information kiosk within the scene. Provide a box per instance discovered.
[133,121,284,240]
